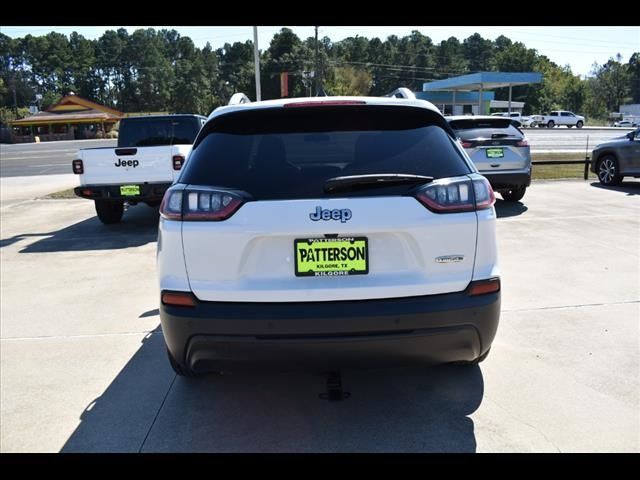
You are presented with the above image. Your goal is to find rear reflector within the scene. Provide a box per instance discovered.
[283,100,366,108]
[467,278,501,296]
[161,291,197,307]
[516,138,529,147]
[72,159,84,174]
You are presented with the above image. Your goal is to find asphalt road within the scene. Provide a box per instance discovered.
[0,128,635,178]
[524,127,633,153]
[0,139,116,177]
[1,175,638,452]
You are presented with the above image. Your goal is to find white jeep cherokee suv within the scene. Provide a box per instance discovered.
[157,95,501,376]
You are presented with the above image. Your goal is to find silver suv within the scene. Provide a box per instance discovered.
[447,116,531,202]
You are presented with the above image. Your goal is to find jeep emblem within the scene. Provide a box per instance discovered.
[114,159,139,168]
[309,206,352,223]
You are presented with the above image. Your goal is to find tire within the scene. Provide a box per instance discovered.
[576,121,583,129]
[95,200,124,224]
[547,120,555,128]
[501,187,526,202]
[567,125,572,128]
[597,155,623,186]
[167,348,199,377]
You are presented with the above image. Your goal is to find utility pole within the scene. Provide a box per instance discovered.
[12,73,18,117]
[314,26,319,96]
[253,26,262,101]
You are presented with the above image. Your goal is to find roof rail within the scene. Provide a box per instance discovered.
[228,93,252,105]
[384,88,416,100]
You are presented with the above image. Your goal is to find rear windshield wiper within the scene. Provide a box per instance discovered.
[323,174,434,194]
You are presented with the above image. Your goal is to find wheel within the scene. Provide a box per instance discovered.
[576,121,583,128]
[95,200,124,224]
[597,155,623,186]
[167,348,199,377]
[547,120,555,128]
[501,187,526,202]
[529,122,537,128]
[567,125,573,128]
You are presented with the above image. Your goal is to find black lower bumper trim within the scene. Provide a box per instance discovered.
[74,183,171,201]
[482,172,531,190]
[160,290,501,373]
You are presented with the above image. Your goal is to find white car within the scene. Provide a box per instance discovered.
[613,120,638,128]
[492,112,536,128]
[157,94,501,376]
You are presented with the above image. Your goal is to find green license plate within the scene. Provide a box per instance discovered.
[295,237,369,277]
[120,185,140,196]
[486,148,504,159]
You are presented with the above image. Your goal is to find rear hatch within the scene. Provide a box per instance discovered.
[177,105,480,302]
[449,118,530,172]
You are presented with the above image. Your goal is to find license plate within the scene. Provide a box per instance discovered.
[294,237,368,277]
[120,185,140,196]
[485,148,504,159]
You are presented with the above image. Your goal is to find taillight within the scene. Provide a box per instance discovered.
[72,159,83,174]
[172,155,185,170]
[461,141,472,148]
[415,176,495,213]
[516,138,529,147]
[159,186,244,221]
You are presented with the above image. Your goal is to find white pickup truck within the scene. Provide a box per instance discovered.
[532,110,585,129]
[73,114,206,223]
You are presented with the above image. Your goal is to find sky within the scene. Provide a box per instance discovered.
[2,26,638,78]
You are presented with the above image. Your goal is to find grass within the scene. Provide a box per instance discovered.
[531,151,596,180]
[532,164,596,180]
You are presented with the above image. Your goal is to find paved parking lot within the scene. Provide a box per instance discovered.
[0,176,638,452]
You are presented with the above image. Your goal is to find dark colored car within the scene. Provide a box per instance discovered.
[591,128,640,186]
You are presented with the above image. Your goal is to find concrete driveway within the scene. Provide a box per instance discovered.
[1,178,638,452]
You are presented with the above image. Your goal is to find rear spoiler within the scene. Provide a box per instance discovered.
[227,87,417,104]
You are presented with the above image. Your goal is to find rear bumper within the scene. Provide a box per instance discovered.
[74,183,171,202]
[160,288,501,373]
[482,170,531,190]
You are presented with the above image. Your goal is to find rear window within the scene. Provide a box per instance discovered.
[118,116,201,147]
[179,105,471,200]
[448,118,523,140]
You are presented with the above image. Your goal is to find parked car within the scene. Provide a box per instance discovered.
[447,116,531,202]
[73,114,206,224]
[157,94,501,376]
[536,110,585,128]
[591,128,640,186]
[492,112,537,128]
[613,120,638,128]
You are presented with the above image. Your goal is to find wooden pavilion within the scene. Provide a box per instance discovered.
[10,94,123,143]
